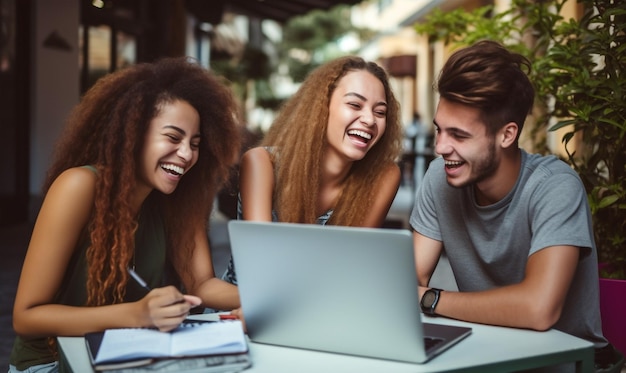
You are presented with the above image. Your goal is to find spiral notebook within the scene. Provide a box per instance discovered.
[228,221,472,364]
[84,320,251,371]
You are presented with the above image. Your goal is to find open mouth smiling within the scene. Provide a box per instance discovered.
[347,129,373,144]
[160,163,185,176]
[444,160,464,169]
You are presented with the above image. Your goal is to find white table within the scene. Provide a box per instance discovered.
[58,313,594,373]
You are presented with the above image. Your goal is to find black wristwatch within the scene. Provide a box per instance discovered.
[420,288,443,316]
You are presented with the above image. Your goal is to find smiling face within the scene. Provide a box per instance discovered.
[325,70,388,163]
[137,99,201,198]
[433,98,500,189]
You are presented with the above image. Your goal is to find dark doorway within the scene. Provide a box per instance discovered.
[0,0,30,225]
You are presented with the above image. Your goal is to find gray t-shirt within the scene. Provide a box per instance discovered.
[410,149,606,348]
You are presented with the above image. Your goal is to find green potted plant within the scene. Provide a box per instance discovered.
[414,0,626,355]
[537,1,626,278]
[537,0,626,358]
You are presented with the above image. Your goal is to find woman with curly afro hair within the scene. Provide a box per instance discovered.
[10,57,242,372]
[223,56,403,287]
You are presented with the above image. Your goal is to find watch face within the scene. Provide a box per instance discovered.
[422,291,436,307]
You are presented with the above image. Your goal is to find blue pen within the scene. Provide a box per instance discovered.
[127,267,197,308]
[127,267,151,291]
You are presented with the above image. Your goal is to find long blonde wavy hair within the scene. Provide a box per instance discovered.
[261,56,403,226]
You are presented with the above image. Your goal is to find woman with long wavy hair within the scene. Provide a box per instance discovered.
[223,56,403,286]
[10,57,242,372]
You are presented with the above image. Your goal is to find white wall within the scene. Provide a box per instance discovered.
[30,0,79,194]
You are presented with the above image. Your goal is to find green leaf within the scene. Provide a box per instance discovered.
[598,195,620,209]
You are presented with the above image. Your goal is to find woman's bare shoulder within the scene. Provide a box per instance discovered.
[241,147,273,167]
[381,161,401,178]
[54,166,98,185]
[46,167,98,203]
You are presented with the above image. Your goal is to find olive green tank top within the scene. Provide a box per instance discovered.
[10,166,167,370]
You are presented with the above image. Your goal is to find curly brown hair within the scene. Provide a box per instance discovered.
[44,57,242,306]
[261,56,403,225]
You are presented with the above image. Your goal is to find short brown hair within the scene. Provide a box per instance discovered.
[436,40,534,139]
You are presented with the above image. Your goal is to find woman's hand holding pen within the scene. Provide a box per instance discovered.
[128,267,201,332]
[136,286,202,332]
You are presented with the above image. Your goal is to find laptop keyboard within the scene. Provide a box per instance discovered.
[424,336,445,351]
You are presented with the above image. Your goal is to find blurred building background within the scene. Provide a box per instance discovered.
[0,0,583,227]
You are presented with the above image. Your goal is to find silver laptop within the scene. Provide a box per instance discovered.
[227,221,471,364]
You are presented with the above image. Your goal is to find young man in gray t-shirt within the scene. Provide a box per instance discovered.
[410,40,616,371]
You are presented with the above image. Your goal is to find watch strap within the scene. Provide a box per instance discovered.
[421,288,443,316]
